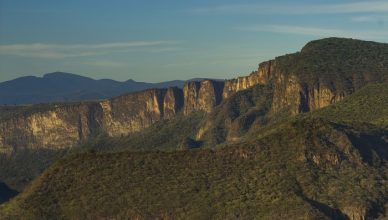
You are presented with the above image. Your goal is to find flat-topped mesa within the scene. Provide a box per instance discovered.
[183,80,224,115]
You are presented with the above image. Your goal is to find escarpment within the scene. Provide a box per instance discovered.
[1,38,388,152]
[183,80,224,114]
[163,87,184,119]
[100,89,167,136]
[0,103,104,153]
[222,60,273,99]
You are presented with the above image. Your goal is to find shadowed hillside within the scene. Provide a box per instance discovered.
[0,183,17,204]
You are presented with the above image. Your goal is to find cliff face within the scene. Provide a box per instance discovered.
[221,58,355,115]
[221,60,351,115]
[0,103,103,153]
[0,83,223,152]
[163,87,184,120]
[183,82,200,115]
[1,38,388,152]
[183,80,224,114]
[100,89,166,136]
[222,61,272,99]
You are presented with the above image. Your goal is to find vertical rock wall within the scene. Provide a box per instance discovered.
[163,87,184,120]
[183,80,224,115]
[1,50,384,152]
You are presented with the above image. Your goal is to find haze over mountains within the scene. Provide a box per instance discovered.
[0,72,214,105]
[0,38,387,219]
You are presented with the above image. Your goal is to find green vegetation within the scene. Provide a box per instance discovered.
[276,38,388,90]
[0,149,69,192]
[0,84,388,219]
[1,38,388,219]
[198,84,274,146]
[1,83,388,219]
[0,105,28,120]
[312,83,388,127]
[0,112,204,194]
[81,112,205,152]
[0,82,289,198]
[0,102,95,122]
[1,116,387,219]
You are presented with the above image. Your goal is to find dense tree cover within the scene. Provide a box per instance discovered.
[276,38,388,91]
[313,83,388,127]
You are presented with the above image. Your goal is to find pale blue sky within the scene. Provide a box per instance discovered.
[0,0,388,82]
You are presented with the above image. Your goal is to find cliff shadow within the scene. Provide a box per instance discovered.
[302,196,348,220]
[0,182,18,204]
[347,131,388,166]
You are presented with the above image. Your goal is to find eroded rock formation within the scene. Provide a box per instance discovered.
[100,89,166,136]
[1,38,388,152]
[183,80,224,115]
[0,103,103,153]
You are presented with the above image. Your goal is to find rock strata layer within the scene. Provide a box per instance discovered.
[1,38,387,152]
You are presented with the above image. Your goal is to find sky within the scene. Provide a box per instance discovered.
[0,0,388,83]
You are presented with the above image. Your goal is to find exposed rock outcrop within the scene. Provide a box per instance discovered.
[163,87,184,120]
[1,38,388,152]
[183,80,224,114]
[183,81,200,115]
[222,61,272,99]
[343,205,368,220]
[300,83,346,112]
[100,89,166,136]
[271,72,302,114]
[0,103,103,153]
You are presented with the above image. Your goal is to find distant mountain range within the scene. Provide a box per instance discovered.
[0,72,216,105]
